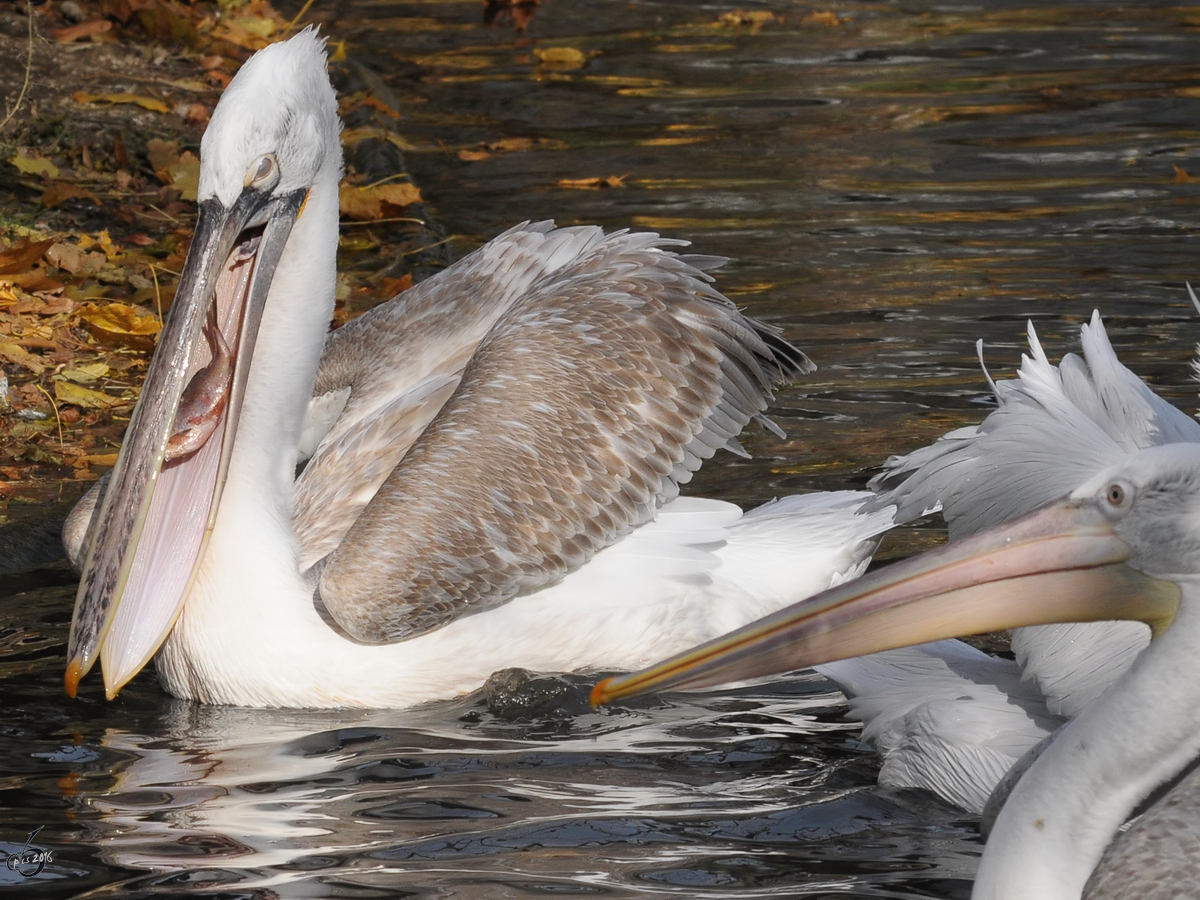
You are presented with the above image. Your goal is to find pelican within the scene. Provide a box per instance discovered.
[814,309,1200,814]
[593,324,1200,897]
[61,30,894,709]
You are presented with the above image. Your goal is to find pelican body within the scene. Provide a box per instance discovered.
[63,31,893,709]
[594,319,1200,898]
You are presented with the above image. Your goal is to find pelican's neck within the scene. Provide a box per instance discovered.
[226,162,341,534]
[975,577,1200,899]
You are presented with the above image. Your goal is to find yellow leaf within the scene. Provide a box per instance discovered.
[54,381,123,409]
[78,302,161,351]
[0,341,46,374]
[78,230,120,260]
[338,181,422,220]
[534,47,588,69]
[56,362,109,383]
[166,157,200,201]
[9,154,59,179]
[73,92,171,113]
[228,16,277,38]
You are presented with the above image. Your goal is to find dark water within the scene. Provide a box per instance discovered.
[4,2,1200,897]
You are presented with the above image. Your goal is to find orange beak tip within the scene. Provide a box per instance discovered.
[590,679,613,708]
[64,659,83,698]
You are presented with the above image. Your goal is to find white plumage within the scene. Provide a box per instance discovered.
[64,31,894,709]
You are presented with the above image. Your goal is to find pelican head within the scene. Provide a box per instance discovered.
[66,30,343,698]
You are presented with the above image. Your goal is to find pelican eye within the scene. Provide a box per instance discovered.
[1102,480,1133,515]
[245,154,278,189]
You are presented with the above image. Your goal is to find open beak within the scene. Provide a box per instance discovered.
[66,185,307,699]
[591,495,1181,706]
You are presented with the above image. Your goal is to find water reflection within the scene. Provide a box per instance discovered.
[53,680,977,898]
[4,1,1200,897]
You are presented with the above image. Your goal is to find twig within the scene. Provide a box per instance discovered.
[0,1,35,132]
[144,203,182,224]
[150,264,164,325]
[363,173,414,190]
[35,383,64,451]
[285,0,318,33]
[339,216,428,227]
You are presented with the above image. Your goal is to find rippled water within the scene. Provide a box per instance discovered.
[4,2,1200,897]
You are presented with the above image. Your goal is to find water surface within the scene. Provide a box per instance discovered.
[4,2,1200,897]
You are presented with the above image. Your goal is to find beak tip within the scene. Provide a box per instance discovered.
[590,678,615,707]
[64,658,83,698]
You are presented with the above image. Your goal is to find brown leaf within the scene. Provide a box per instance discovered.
[41,183,103,209]
[146,139,199,200]
[338,182,422,220]
[558,173,628,190]
[78,302,161,351]
[458,149,491,162]
[0,240,54,276]
[1173,165,1194,184]
[50,19,114,42]
[0,341,46,375]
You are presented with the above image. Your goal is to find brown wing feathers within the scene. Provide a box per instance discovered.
[313,225,811,643]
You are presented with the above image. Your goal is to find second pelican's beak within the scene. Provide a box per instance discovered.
[592,495,1181,706]
[66,185,308,699]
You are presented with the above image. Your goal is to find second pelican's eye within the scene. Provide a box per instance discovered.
[246,154,277,189]
[1103,481,1133,514]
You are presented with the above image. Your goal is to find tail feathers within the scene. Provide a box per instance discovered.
[818,641,1062,813]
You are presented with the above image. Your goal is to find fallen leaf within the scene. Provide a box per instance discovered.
[558,173,628,189]
[174,101,211,125]
[802,11,843,26]
[78,302,161,351]
[338,182,423,220]
[57,362,110,384]
[9,154,60,179]
[0,341,46,375]
[47,243,87,274]
[146,139,200,200]
[82,452,119,466]
[77,231,120,260]
[73,92,171,114]
[50,19,113,42]
[41,183,103,209]
[718,10,777,27]
[54,381,123,409]
[458,149,491,162]
[1174,165,1194,184]
[0,240,53,276]
[533,47,587,69]
[493,137,536,152]
[341,127,413,151]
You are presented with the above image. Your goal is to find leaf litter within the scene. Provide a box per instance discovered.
[0,0,463,508]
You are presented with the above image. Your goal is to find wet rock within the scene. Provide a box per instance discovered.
[482,668,594,721]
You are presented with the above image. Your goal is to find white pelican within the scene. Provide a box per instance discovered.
[813,309,1200,814]
[61,30,894,709]
[593,336,1200,898]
